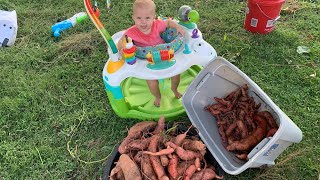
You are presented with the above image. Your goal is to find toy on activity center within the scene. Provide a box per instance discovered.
[84,0,218,120]
[51,5,100,37]
[122,35,137,65]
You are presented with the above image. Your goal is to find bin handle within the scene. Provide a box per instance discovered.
[256,3,279,20]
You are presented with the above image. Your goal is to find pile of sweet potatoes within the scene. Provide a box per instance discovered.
[205,84,279,160]
[109,116,223,180]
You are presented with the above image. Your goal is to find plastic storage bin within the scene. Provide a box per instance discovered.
[182,56,303,175]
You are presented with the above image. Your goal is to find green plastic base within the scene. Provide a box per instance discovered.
[106,66,202,120]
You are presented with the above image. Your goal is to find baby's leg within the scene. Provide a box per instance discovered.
[171,74,182,99]
[146,80,161,107]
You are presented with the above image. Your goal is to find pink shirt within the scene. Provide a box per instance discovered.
[125,20,167,47]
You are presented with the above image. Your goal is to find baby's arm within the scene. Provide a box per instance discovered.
[166,19,185,36]
[117,35,125,55]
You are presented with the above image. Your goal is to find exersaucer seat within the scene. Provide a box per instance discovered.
[103,25,217,120]
[83,0,217,120]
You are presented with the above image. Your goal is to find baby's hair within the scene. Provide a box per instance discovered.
[133,0,156,13]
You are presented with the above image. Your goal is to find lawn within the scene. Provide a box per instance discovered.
[0,0,319,179]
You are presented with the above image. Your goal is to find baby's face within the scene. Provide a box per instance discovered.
[132,6,155,34]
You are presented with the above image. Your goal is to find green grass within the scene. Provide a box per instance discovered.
[0,0,319,179]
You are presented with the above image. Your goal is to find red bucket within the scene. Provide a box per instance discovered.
[244,0,285,34]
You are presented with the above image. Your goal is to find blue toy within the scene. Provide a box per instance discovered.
[51,12,89,37]
[52,9,100,38]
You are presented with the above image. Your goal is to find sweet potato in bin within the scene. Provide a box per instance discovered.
[182,56,302,175]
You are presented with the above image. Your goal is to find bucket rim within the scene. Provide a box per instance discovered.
[250,0,286,6]
[254,2,283,20]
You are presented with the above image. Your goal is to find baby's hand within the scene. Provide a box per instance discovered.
[177,26,185,37]
[116,45,123,56]
[118,48,124,57]
[167,19,185,37]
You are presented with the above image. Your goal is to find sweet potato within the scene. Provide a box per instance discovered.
[158,146,170,166]
[208,106,221,115]
[128,137,152,151]
[190,136,200,141]
[176,147,202,161]
[227,135,236,146]
[236,153,248,160]
[177,160,193,178]
[168,154,179,179]
[118,137,134,154]
[173,125,193,146]
[184,165,197,180]
[119,121,157,154]
[266,127,278,137]
[225,87,241,101]
[218,126,227,143]
[133,151,143,165]
[227,114,267,151]
[141,154,157,180]
[166,142,201,161]
[109,165,122,180]
[115,168,125,180]
[117,154,142,180]
[258,111,278,128]
[189,170,204,180]
[153,116,166,134]
[254,102,261,110]
[150,155,168,180]
[128,150,138,160]
[194,157,201,171]
[160,176,169,180]
[199,149,206,157]
[236,120,248,139]
[160,154,169,167]
[239,97,250,102]
[233,128,242,140]
[143,148,175,156]
[214,97,231,107]
[245,115,256,130]
[128,121,158,137]
[227,135,256,151]
[182,139,206,152]
[238,101,249,112]
[205,103,223,113]
[191,168,223,180]
[148,134,160,152]
[225,122,237,137]
[220,104,233,113]
[217,118,227,126]
[241,86,248,98]
[166,141,177,149]
[238,110,246,121]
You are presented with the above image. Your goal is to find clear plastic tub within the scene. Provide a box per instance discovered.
[182,56,303,175]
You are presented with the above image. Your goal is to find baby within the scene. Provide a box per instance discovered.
[117,0,185,107]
